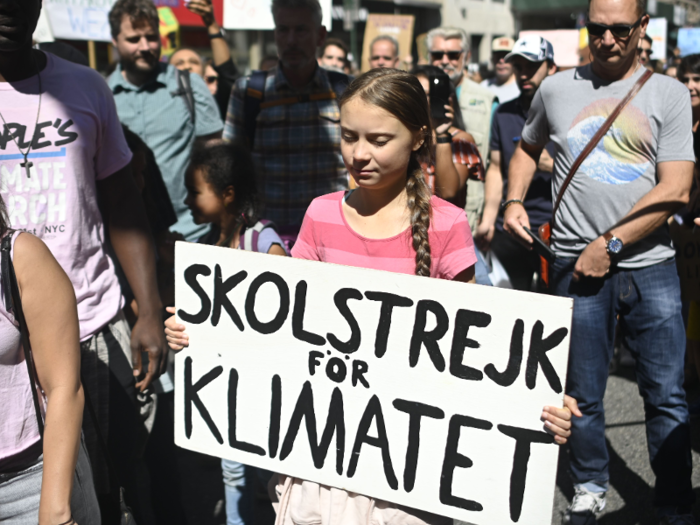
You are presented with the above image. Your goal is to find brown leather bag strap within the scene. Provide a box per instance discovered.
[551,68,653,228]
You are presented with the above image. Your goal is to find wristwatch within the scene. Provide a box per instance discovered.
[603,232,623,256]
[209,27,225,39]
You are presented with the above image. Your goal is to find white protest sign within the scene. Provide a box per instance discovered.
[223,0,331,30]
[174,243,573,524]
[646,18,667,61]
[44,0,117,42]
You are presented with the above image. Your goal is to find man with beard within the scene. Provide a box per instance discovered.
[0,0,167,522]
[108,0,223,243]
[476,36,556,291]
[224,0,351,244]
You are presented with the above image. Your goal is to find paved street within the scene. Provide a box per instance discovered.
[551,367,700,525]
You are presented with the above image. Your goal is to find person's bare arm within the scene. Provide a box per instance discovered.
[14,233,83,525]
[502,140,543,245]
[476,150,503,251]
[97,164,167,391]
[572,160,693,280]
[187,0,231,67]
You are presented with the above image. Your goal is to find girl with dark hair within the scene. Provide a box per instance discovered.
[411,65,484,206]
[165,70,579,525]
[166,140,286,525]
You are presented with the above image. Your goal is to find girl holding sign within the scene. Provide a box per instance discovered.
[166,69,580,525]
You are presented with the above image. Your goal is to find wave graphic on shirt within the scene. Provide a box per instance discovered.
[567,98,652,185]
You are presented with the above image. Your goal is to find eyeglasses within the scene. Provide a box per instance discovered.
[205,75,218,84]
[430,50,464,61]
[586,15,645,39]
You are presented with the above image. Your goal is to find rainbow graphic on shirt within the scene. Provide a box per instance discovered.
[567,98,652,185]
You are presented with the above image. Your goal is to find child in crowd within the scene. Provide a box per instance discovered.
[168,141,287,525]
[165,70,579,525]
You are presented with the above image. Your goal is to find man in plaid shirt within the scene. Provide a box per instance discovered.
[224,0,350,242]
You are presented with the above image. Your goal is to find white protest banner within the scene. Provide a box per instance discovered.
[223,0,331,31]
[174,243,573,524]
[44,0,116,42]
[646,18,667,61]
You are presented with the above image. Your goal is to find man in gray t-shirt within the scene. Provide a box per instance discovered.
[503,0,694,522]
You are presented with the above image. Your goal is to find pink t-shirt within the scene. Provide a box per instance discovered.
[291,191,477,279]
[284,191,475,525]
[0,54,131,340]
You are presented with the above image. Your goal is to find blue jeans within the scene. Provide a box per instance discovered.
[551,257,693,507]
[222,459,253,525]
[474,248,493,286]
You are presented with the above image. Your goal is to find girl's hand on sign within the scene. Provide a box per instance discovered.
[541,395,581,445]
[165,306,189,351]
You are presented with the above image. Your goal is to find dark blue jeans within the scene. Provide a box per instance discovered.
[551,257,693,508]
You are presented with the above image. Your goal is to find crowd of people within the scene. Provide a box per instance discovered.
[0,0,697,524]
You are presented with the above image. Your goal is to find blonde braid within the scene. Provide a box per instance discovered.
[406,165,433,277]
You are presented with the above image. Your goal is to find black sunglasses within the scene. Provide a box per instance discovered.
[586,15,645,39]
[430,50,464,61]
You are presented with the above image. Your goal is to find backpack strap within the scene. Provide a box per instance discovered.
[176,69,196,125]
[244,70,269,150]
[239,220,276,253]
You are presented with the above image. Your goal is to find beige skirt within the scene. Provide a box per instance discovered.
[272,475,453,525]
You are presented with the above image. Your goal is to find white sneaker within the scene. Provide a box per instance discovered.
[562,487,606,525]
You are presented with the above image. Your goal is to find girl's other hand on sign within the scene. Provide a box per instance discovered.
[165,306,189,351]
[542,395,582,445]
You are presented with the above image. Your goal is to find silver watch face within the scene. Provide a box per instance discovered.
[607,237,623,255]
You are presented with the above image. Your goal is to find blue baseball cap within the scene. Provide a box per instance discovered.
[505,35,555,63]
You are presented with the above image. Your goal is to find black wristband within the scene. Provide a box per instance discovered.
[209,28,225,39]
[501,199,524,211]
[436,134,452,144]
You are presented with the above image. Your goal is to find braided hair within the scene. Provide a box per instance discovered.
[338,68,434,276]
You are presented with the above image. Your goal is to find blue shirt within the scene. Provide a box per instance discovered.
[108,63,223,240]
[490,97,553,230]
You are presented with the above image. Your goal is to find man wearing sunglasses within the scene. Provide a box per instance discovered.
[426,27,496,240]
[503,0,695,523]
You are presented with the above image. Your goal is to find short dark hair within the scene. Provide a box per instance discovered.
[188,141,262,227]
[109,0,159,39]
[588,0,646,18]
[271,0,322,28]
[643,34,653,45]
[678,53,700,78]
[320,38,348,59]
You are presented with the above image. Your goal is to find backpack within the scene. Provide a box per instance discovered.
[175,69,196,125]
[239,219,277,253]
[243,69,350,149]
